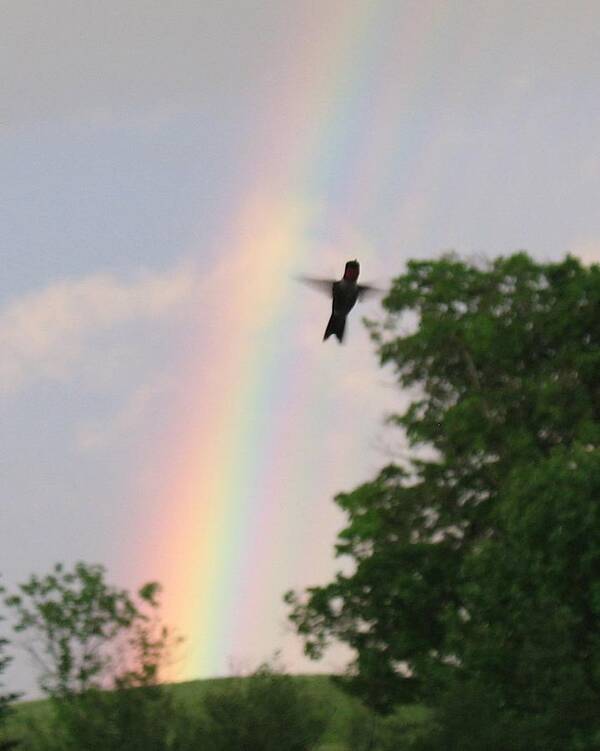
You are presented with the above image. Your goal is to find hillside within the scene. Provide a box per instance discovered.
[8,674,429,751]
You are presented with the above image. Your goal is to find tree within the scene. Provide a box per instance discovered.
[6,562,179,697]
[438,446,600,750]
[0,578,19,751]
[286,254,600,745]
[5,562,181,751]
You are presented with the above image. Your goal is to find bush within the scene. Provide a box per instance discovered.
[188,663,328,751]
[344,702,432,751]
[13,686,179,751]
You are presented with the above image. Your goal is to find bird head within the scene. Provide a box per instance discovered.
[343,259,360,281]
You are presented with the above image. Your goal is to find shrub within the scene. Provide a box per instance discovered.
[188,663,328,751]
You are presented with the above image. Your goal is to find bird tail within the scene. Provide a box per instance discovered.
[323,313,346,342]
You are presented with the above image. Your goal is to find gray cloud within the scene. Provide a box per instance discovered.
[0,263,196,393]
[0,0,292,128]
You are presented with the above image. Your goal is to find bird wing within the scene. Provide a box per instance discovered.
[296,276,336,296]
[357,284,384,300]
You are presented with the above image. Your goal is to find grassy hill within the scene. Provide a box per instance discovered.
[8,675,429,751]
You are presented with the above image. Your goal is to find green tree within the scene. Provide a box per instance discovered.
[0,579,19,751]
[6,562,181,751]
[438,447,600,750]
[6,563,179,696]
[286,254,600,745]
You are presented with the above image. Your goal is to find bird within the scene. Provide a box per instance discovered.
[298,259,380,342]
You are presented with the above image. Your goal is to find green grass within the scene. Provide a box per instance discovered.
[8,675,429,750]
[8,695,52,731]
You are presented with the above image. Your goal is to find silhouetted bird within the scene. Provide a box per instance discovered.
[298,260,380,343]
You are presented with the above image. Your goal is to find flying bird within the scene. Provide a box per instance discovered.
[298,259,380,343]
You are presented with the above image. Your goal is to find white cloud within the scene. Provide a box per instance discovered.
[0,264,196,393]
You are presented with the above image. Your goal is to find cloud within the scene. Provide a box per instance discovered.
[76,377,172,451]
[0,264,196,393]
[0,1,290,130]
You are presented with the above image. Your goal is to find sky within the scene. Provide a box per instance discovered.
[3,0,600,697]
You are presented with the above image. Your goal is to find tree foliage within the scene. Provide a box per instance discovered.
[286,253,600,745]
[0,579,19,751]
[5,562,179,697]
[5,563,181,751]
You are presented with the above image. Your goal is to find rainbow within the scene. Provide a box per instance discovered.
[136,0,450,680]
